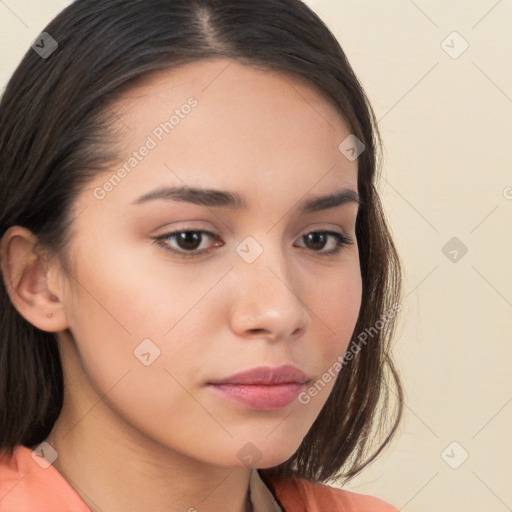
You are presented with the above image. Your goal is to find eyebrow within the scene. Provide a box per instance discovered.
[130,185,362,214]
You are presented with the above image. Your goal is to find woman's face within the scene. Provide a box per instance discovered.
[50,57,362,469]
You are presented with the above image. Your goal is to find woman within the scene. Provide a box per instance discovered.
[0,1,404,510]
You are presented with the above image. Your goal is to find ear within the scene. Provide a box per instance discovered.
[0,226,69,332]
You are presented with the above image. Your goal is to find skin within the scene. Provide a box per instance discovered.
[1,57,362,512]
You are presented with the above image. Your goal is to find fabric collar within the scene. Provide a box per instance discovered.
[249,469,284,512]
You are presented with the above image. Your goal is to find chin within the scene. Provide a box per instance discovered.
[224,436,303,470]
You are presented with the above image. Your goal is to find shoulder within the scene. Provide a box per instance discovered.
[0,444,90,512]
[259,470,399,512]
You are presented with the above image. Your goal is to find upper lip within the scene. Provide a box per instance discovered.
[208,364,310,385]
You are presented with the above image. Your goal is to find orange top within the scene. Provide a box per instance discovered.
[260,471,400,512]
[0,444,399,512]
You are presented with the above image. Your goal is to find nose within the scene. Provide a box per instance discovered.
[228,244,310,342]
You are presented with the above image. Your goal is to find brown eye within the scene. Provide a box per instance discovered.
[303,232,329,250]
[154,230,222,257]
[295,231,353,256]
[173,231,203,251]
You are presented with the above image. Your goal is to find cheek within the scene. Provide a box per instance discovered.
[62,272,215,449]
[293,266,362,413]
[62,250,157,395]
[316,262,362,356]
[62,243,224,408]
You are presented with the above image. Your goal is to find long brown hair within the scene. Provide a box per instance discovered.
[0,0,403,486]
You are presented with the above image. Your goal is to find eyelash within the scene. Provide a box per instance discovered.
[153,228,354,259]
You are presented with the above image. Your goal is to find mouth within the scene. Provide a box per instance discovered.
[207,365,311,411]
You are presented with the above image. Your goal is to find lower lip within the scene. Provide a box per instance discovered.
[208,383,305,411]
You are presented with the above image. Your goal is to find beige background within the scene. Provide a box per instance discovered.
[1,1,511,511]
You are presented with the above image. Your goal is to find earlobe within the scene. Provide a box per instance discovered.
[0,226,68,332]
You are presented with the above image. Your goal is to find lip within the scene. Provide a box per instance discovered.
[208,364,309,386]
[207,365,310,411]
[209,382,306,410]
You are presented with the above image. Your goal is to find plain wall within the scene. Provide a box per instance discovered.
[1,1,511,511]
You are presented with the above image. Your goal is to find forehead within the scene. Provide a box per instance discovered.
[117,57,349,128]
[87,57,358,211]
